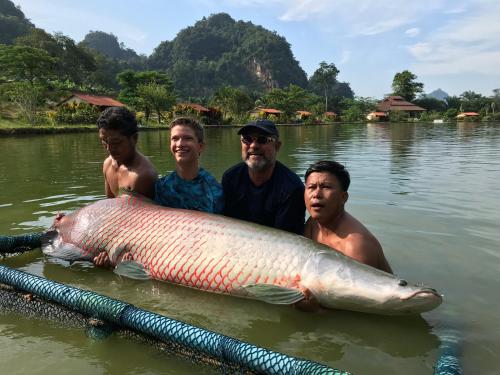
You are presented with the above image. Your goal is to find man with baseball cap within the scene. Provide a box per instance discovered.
[222,119,305,234]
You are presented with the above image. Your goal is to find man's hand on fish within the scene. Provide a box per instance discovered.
[93,251,113,268]
[93,251,134,269]
[293,288,324,313]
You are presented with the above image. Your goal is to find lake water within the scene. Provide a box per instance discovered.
[0,122,499,374]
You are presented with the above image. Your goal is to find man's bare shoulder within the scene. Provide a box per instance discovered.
[102,156,114,171]
[136,152,158,174]
[304,217,314,238]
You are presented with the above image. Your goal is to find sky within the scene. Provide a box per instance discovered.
[13,0,500,99]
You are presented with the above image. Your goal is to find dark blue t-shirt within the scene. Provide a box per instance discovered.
[222,161,305,234]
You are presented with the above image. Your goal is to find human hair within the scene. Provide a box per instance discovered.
[97,106,138,137]
[304,161,351,191]
[170,117,205,143]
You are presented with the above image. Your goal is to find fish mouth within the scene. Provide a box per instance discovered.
[41,229,59,247]
[400,288,442,301]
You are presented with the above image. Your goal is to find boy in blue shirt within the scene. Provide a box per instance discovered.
[155,117,223,213]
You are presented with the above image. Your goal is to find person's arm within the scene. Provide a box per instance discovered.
[274,187,306,235]
[103,159,115,198]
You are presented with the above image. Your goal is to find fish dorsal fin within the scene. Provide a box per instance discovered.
[114,260,150,280]
[241,284,305,305]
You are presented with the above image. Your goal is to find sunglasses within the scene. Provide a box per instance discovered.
[240,135,276,145]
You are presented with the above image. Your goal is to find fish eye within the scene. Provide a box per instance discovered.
[398,280,408,286]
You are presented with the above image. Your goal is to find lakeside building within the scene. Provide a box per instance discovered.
[296,110,312,120]
[324,111,338,120]
[57,93,125,109]
[366,111,389,121]
[456,112,480,120]
[377,96,426,118]
[249,107,283,119]
[175,103,210,115]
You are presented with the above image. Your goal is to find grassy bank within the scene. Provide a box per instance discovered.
[0,119,174,136]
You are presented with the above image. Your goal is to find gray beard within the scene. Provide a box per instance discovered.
[244,155,275,172]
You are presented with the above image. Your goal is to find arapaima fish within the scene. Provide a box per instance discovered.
[41,196,442,315]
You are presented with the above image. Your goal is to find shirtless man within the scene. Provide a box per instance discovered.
[98,106,157,199]
[304,160,392,273]
[95,106,157,266]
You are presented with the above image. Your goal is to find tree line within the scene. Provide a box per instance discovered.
[1,0,499,125]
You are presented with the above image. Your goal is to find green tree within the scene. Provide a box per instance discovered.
[308,62,339,111]
[459,91,489,112]
[260,84,312,119]
[2,81,45,124]
[0,44,56,124]
[340,97,377,122]
[15,29,96,85]
[0,44,56,85]
[210,86,253,121]
[413,97,447,112]
[445,95,462,110]
[391,70,424,101]
[117,69,172,113]
[137,82,176,124]
[491,89,500,114]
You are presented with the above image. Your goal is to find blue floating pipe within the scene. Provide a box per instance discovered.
[433,330,462,375]
[0,264,349,375]
[0,233,42,254]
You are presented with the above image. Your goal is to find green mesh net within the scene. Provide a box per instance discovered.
[0,264,349,374]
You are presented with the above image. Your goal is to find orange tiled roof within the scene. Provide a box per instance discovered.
[68,93,124,107]
[297,110,312,115]
[377,96,425,112]
[179,103,210,112]
[260,108,282,114]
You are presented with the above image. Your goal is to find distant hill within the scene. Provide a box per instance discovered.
[427,88,449,101]
[0,0,34,44]
[80,31,142,63]
[147,13,308,98]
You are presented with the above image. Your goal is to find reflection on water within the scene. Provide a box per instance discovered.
[1,122,500,374]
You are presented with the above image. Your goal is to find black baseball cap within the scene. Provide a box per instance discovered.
[237,119,279,138]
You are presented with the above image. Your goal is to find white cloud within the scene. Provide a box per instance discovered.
[276,0,444,36]
[408,1,500,76]
[405,27,420,37]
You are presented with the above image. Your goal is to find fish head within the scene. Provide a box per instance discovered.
[303,250,443,315]
[41,210,92,261]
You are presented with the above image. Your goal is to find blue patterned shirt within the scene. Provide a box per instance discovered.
[154,168,224,214]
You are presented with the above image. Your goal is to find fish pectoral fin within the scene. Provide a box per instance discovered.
[241,284,305,305]
[114,260,150,280]
[42,242,83,262]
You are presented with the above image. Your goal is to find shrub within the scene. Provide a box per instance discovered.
[55,102,101,124]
